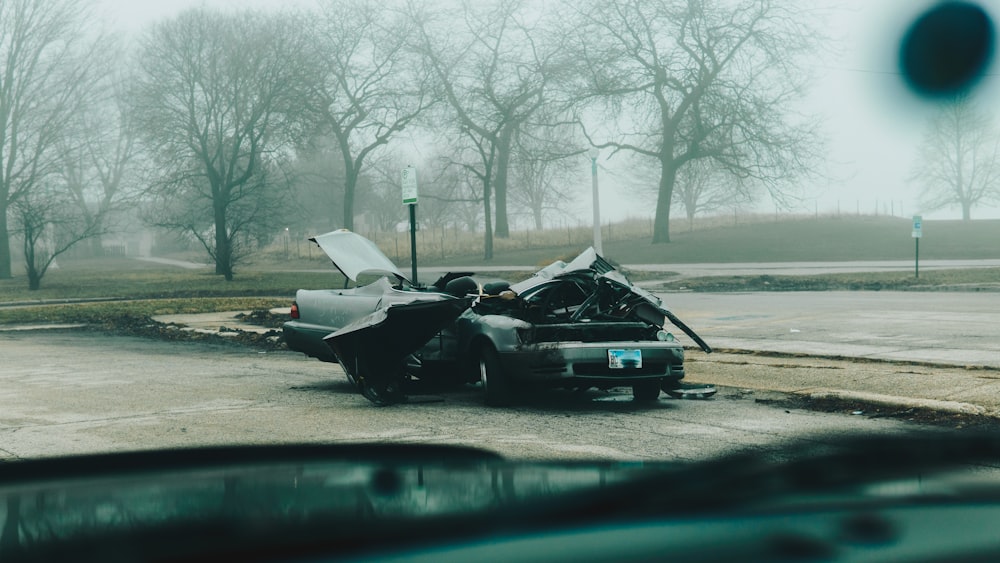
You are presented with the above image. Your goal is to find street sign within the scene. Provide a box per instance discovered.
[912,215,922,238]
[401,166,418,204]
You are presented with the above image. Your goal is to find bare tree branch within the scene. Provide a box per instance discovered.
[562,0,827,243]
[133,8,309,280]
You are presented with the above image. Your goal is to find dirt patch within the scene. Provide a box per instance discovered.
[105,312,287,352]
[235,309,286,329]
[768,393,1000,430]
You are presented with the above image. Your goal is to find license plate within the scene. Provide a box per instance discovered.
[608,349,642,369]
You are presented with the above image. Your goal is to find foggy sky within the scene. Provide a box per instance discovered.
[99,0,1000,223]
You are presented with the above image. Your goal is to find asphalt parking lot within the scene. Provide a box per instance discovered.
[0,330,919,462]
[3,289,996,462]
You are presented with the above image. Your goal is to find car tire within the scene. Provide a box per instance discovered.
[478,345,513,407]
[661,377,683,393]
[632,380,661,402]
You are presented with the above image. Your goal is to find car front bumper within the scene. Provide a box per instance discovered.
[496,341,685,384]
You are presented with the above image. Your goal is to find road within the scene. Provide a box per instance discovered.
[0,331,914,463]
[659,291,1000,367]
[628,258,1000,277]
[417,258,1000,278]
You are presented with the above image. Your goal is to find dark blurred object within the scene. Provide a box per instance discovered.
[899,2,995,97]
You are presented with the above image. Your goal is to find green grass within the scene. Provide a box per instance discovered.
[427,216,1000,266]
[666,268,1000,292]
[0,258,343,303]
[1,215,997,308]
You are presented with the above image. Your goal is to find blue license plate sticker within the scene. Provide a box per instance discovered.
[608,349,642,369]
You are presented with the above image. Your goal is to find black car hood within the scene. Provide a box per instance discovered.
[324,297,473,372]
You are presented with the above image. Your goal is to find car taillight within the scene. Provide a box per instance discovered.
[290,302,300,319]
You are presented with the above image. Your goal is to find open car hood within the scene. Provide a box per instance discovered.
[309,229,409,283]
[513,247,611,287]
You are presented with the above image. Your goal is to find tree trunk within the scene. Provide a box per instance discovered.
[343,163,357,231]
[0,211,10,279]
[213,199,233,280]
[962,200,972,220]
[483,179,494,261]
[493,125,513,239]
[652,158,678,243]
[23,230,40,290]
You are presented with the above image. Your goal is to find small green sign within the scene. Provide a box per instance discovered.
[401,167,418,204]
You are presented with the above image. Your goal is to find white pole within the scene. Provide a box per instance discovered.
[589,149,603,254]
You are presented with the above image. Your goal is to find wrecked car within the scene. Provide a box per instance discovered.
[283,230,712,406]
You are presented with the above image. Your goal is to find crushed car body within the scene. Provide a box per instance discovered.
[283,230,712,406]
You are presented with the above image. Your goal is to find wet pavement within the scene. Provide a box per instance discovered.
[141,291,1000,420]
[5,290,998,424]
[0,331,918,461]
[661,291,1000,369]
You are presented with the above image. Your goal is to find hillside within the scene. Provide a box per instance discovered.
[425,217,1000,267]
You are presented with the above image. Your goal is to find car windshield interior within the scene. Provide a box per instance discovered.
[1,0,998,561]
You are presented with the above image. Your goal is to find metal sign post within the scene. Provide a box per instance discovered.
[402,166,419,285]
[912,215,922,279]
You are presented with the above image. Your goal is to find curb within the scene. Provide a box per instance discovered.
[797,388,992,418]
[0,323,88,332]
[5,318,997,423]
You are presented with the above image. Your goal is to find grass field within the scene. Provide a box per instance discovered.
[424,216,1000,267]
[1,215,997,308]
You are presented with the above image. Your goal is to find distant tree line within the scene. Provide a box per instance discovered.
[910,96,1000,220]
[0,0,830,287]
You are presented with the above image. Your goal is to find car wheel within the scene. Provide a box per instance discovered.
[478,345,513,407]
[632,380,661,402]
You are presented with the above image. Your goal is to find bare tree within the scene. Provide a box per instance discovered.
[565,0,824,243]
[413,0,565,249]
[0,0,102,279]
[12,181,105,290]
[672,161,755,230]
[287,135,348,234]
[144,159,292,273]
[509,122,580,230]
[58,70,142,256]
[308,0,434,232]
[132,8,312,280]
[418,148,485,232]
[911,97,1000,220]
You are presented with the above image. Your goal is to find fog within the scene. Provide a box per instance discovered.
[97,0,1000,225]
